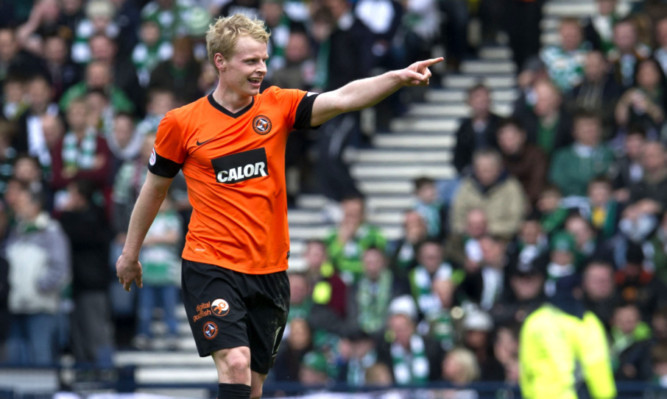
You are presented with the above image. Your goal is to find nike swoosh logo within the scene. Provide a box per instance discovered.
[196,138,214,146]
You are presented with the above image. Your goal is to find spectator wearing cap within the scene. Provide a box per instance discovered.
[375,295,444,385]
[545,231,579,298]
[549,110,615,199]
[496,118,548,206]
[450,149,527,241]
[582,260,621,331]
[491,260,545,326]
[461,307,504,381]
[610,302,653,381]
[5,182,70,366]
[519,275,616,399]
[299,350,332,386]
[335,329,378,386]
[452,83,502,176]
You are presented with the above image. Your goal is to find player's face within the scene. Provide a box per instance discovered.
[221,36,268,97]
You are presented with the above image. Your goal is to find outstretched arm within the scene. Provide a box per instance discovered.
[116,172,173,291]
[311,57,443,126]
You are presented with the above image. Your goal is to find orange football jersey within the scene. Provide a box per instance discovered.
[148,86,317,274]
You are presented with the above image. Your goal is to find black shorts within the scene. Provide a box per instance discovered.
[181,259,290,374]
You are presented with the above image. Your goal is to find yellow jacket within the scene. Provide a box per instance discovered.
[519,304,616,399]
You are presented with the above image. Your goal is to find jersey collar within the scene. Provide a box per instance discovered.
[207,94,255,118]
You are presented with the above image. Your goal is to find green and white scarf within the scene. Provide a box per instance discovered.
[357,270,393,333]
[410,264,452,316]
[391,334,429,385]
[62,128,98,170]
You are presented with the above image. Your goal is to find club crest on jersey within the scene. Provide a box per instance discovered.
[211,298,230,317]
[211,148,269,184]
[203,321,218,340]
[252,115,272,135]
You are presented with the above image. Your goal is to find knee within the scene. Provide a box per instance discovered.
[250,386,262,399]
[213,347,251,383]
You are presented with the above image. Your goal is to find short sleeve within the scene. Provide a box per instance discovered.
[148,111,185,178]
[269,87,318,130]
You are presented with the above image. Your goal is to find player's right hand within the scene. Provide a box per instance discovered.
[116,254,143,292]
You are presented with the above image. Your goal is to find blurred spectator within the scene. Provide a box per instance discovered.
[584,177,621,241]
[568,50,622,136]
[106,112,140,171]
[612,126,646,202]
[400,0,440,67]
[654,16,667,76]
[505,217,549,275]
[58,179,113,366]
[43,35,83,102]
[582,260,621,330]
[259,0,291,77]
[388,210,428,279]
[132,20,173,87]
[5,183,70,365]
[649,213,667,286]
[71,0,120,64]
[50,97,112,200]
[335,329,378,386]
[304,240,348,333]
[0,202,9,361]
[513,78,573,157]
[274,317,313,382]
[88,33,143,111]
[216,0,261,20]
[621,141,667,243]
[60,60,135,114]
[503,0,545,71]
[457,235,509,312]
[57,0,85,37]
[324,195,386,284]
[12,154,53,210]
[141,0,192,41]
[1,76,28,121]
[540,17,589,93]
[461,307,504,381]
[610,302,653,381]
[364,362,394,386]
[583,0,622,55]
[376,295,443,384]
[608,17,651,89]
[14,0,63,57]
[438,0,468,72]
[299,350,332,386]
[615,243,666,322]
[413,176,447,240]
[564,212,612,267]
[353,0,401,70]
[496,118,548,206]
[14,74,60,167]
[409,239,453,318]
[133,193,182,350]
[443,208,488,270]
[0,27,47,84]
[544,231,579,297]
[652,343,667,387]
[287,272,311,323]
[549,110,615,198]
[149,36,202,105]
[453,83,501,176]
[615,57,667,136]
[450,149,527,240]
[442,347,480,386]
[491,260,545,326]
[0,121,17,196]
[136,87,177,137]
[270,29,316,90]
[344,247,408,336]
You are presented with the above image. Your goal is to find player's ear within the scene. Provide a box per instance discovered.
[213,53,226,72]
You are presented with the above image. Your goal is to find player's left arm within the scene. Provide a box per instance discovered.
[310,57,443,127]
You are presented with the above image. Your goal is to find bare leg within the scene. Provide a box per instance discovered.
[250,371,267,399]
[212,346,251,385]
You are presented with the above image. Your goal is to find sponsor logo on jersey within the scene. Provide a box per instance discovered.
[203,321,218,340]
[211,148,269,184]
[252,115,272,135]
[211,298,230,317]
[149,148,157,166]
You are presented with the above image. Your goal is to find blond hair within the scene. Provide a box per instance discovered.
[206,14,270,67]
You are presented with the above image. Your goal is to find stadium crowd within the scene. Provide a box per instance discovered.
[1,0,667,395]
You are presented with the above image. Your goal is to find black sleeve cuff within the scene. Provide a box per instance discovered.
[294,93,319,130]
[148,151,182,178]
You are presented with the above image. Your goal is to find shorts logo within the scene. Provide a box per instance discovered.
[252,116,272,135]
[193,301,211,322]
[211,148,269,184]
[211,298,230,317]
[203,321,218,340]
[149,148,156,166]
